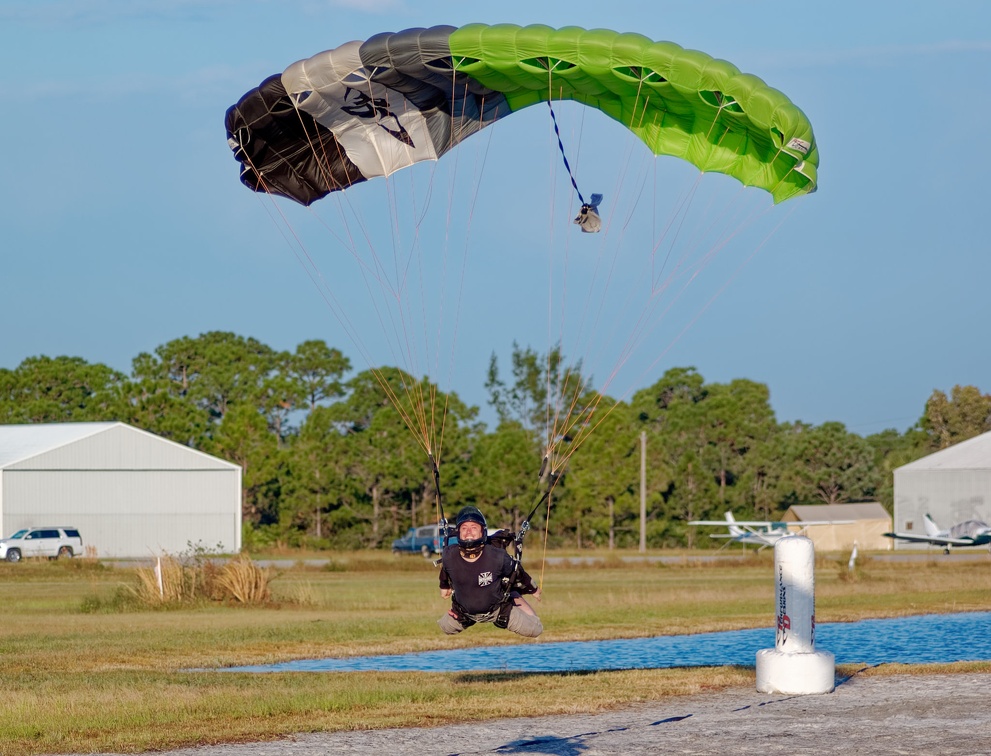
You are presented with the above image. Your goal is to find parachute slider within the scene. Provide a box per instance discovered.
[574,193,603,233]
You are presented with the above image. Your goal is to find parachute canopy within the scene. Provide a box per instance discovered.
[226,24,818,206]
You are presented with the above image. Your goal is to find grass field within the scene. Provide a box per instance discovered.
[0,549,988,755]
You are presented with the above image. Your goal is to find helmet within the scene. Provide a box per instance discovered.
[455,506,487,556]
[455,505,487,530]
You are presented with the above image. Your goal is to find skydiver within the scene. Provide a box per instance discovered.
[437,505,543,637]
[573,193,603,233]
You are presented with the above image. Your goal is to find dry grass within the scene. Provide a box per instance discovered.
[0,550,988,754]
[214,554,271,603]
[132,555,190,604]
[0,666,759,756]
[130,554,271,607]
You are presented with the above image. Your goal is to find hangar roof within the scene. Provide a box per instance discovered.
[897,430,991,471]
[782,502,890,522]
[0,422,239,471]
[0,423,117,468]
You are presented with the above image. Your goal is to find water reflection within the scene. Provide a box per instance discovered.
[224,611,991,673]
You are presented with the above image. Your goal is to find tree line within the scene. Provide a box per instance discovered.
[2,331,989,550]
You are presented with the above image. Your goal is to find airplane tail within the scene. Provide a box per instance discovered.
[923,514,940,537]
[724,511,744,537]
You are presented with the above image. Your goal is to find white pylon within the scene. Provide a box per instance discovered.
[755,535,835,694]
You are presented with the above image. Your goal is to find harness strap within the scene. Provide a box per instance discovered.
[451,597,500,626]
[493,597,515,629]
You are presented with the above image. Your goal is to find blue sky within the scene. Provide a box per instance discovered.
[2,1,989,436]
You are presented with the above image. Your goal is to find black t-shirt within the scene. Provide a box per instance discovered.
[439,544,516,614]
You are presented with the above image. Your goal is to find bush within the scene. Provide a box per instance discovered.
[130,549,271,608]
[214,554,271,604]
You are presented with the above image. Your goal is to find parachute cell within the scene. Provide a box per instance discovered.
[226,24,818,206]
[226,75,366,205]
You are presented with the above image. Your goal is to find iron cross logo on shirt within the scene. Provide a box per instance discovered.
[478,571,494,587]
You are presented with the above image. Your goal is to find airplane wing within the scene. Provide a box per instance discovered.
[689,517,855,551]
[882,532,977,546]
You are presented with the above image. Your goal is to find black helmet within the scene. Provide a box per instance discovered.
[455,506,487,530]
[455,506,487,556]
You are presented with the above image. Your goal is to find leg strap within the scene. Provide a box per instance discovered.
[493,598,514,629]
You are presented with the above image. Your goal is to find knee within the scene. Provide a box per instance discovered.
[438,614,465,635]
[508,608,543,638]
[520,617,543,638]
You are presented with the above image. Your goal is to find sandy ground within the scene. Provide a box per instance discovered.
[69,671,991,756]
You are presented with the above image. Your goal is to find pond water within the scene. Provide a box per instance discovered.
[224,611,991,673]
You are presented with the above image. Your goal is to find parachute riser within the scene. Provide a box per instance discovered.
[429,453,450,557]
[503,460,558,601]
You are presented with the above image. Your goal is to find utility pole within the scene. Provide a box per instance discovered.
[639,430,647,553]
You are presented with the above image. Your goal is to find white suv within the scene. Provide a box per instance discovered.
[0,527,83,562]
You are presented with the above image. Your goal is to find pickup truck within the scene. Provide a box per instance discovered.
[391,525,444,557]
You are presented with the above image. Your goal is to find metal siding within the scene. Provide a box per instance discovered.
[2,469,241,558]
[893,468,991,550]
[8,424,237,471]
[793,521,892,551]
[233,466,242,552]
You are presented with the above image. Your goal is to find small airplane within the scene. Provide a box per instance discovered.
[883,513,991,554]
[688,511,853,550]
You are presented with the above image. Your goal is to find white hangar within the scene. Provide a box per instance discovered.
[0,422,241,558]
[893,431,991,549]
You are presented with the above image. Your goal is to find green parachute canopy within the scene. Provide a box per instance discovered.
[226,24,817,206]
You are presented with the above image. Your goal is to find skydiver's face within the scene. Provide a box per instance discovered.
[459,522,483,541]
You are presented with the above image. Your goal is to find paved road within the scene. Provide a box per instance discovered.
[67,672,991,756]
